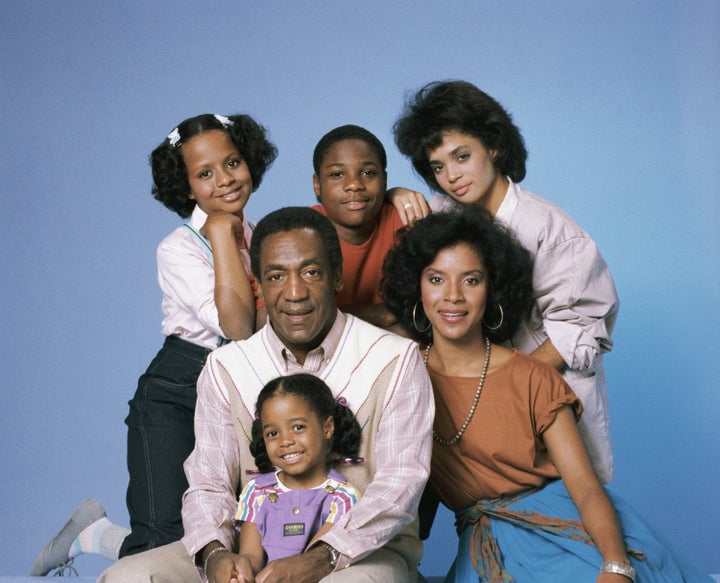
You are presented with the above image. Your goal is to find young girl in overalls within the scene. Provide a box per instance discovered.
[30,113,277,575]
[216,373,362,581]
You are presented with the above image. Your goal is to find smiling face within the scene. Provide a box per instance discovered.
[258,228,343,363]
[426,130,508,214]
[182,129,253,216]
[260,392,334,489]
[313,139,387,245]
[420,242,489,345]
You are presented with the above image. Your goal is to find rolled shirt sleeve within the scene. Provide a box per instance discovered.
[532,232,619,372]
[495,180,619,373]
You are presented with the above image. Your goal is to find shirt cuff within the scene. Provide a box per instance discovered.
[544,320,604,371]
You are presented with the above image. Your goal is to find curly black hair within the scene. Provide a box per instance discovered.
[393,80,527,193]
[381,207,534,345]
[249,374,362,474]
[150,113,278,218]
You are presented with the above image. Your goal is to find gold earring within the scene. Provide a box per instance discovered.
[412,302,432,333]
[483,304,504,331]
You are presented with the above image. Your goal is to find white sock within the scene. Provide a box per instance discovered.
[69,517,130,561]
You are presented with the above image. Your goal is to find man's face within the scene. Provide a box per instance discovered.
[258,228,343,363]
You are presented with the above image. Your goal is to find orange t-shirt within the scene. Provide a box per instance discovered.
[427,350,582,511]
[312,203,405,307]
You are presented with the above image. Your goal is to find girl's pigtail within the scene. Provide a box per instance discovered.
[249,417,274,474]
[332,398,362,461]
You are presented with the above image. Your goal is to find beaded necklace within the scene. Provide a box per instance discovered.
[424,336,491,446]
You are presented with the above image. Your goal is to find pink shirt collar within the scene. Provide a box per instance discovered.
[264,310,347,373]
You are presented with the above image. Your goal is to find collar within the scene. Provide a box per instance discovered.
[188,204,209,229]
[258,469,346,493]
[264,310,347,372]
[493,177,519,223]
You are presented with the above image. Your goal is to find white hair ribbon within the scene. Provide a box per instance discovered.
[213,114,235,128]
[167,127,181,147]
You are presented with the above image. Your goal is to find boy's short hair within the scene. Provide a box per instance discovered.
[312,125,387,174]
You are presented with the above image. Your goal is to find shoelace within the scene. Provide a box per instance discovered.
[50,557,78,577]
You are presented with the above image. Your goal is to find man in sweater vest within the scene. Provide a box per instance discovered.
[98,207,434,583]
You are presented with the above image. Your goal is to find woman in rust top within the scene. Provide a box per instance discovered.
[382,207,709,582]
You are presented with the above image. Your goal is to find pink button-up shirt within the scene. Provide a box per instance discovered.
[182,312,433,571]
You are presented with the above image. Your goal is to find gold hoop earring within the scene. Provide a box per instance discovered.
[483,304,504,331]
[412,301,432,333]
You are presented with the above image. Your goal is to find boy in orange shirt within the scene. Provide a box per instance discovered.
[312,125,409,333]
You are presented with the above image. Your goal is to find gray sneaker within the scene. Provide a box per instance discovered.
[29,499,106,576]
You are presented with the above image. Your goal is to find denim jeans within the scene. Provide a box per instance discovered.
[119,335,211,558]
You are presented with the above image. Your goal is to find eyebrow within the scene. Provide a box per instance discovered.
[262,416,310,429]
[262,258,325,273]
[428,145,468,165]
[423,266,485,276]
[324,160,380,169]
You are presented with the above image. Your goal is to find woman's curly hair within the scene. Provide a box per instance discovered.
[249,374,362,474]
[150,113,278,218]
[393,80,527,193]
[381,207,534,345]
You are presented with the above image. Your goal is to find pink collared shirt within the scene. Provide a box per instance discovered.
[182,311,434,570]
[157,205,254,350]
[431,178,619,482]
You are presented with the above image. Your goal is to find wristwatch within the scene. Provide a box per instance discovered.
[317,541,340,568]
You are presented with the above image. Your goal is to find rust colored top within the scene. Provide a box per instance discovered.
[427,350,582,511]
[313,203,404,306]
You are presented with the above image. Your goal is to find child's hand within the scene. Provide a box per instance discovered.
[230,555,257,583]
[205,548,238,583]
[201,212,247,246]
[207,550,256,583]
[255,545,334,582]
[386,187,430,225]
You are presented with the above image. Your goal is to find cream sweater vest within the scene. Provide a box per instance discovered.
[206,315,423,569]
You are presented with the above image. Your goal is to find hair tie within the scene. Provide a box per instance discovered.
[336,396,348,407]
[167,127,181,147]
[166,115,232,148]
[213,114,235,128]
[333,456,365,466]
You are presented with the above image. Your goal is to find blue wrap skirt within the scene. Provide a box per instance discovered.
[446,479,711,582]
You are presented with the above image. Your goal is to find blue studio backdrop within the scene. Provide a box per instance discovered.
[1,1,718,577]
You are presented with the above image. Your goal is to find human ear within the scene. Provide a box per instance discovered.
[313,174,322,201]
[324,416,334,440]
[334,269,344,293]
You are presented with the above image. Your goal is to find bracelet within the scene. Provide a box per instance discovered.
[203,545,227,575]
[318,541,339,567]
[600,561,636,581]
